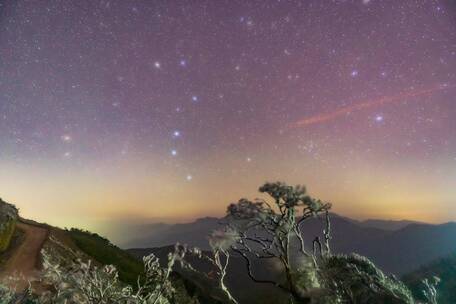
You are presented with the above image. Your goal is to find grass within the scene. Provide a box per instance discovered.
[0,199,18,252]
[0,226,25,267]
[67,228,144,287]
[0,219,17,252]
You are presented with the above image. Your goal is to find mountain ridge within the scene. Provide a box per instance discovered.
[124,214,456,275]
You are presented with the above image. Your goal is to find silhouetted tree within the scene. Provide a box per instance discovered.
[210,182,331,303]
[210,181,440,304]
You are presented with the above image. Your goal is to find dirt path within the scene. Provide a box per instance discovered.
[1,221,48,290]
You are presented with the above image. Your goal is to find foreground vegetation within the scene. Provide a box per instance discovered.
[67,228,144,287]
[0,199,18,252]
[0,183,447,303]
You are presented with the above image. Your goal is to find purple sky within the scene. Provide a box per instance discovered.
[0,0,455,231]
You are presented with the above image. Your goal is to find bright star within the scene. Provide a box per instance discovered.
[154,61,161,69]
[173,130,181,138]
[186,175,193,181]
[375,115,384,122]
[192,96,198,102]
[180,60,187,67]
[171,149,177,156]
[351,70,359,77]
[61,135,72,142]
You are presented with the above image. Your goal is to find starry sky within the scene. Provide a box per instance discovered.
[1,0,455,233]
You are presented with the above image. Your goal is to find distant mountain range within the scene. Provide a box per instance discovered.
[357,218,423,231]
[120,216,223,250]
[124,214,456,275]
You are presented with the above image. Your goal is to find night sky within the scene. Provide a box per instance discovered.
[1,0,455,232]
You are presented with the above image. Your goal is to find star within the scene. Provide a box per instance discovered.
[154,61,161,69]
[350,70,359,77]
[180,60,187,67]
[171,149,177,156]
[191,96,199,102]
[61,135,72,142]
[173,130,181,138]
[186,174,193,181]
[375,115,384,122]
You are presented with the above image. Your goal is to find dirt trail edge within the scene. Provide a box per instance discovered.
[1,221,49,290]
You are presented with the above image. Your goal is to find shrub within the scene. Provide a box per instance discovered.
[319,254,415,304]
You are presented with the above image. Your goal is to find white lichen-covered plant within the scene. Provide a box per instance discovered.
[0,239,198,304]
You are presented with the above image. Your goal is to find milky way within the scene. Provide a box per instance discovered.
[0,0,455,232]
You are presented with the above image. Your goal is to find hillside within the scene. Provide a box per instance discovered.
[56,228,223,303]
[0,205,223,303]
[403,254,456,304]
[66,228,144,287]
